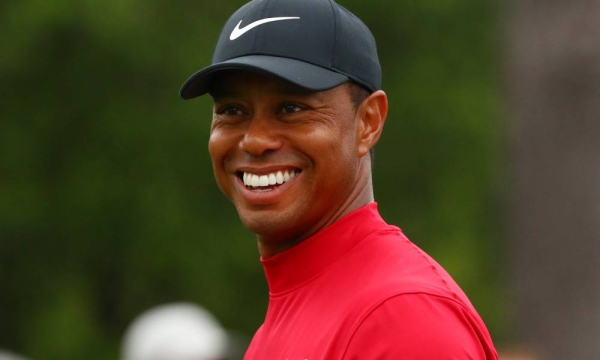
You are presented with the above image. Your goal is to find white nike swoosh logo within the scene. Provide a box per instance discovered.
[229,17,300,40]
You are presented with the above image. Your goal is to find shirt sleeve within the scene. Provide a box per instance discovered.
[341,293,498,360]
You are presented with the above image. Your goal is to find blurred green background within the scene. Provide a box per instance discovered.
[0,0,506,359]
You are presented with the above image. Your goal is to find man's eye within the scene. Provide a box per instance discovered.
[280,104,302,114]
[217,106,244,115]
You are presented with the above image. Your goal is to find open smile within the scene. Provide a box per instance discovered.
[237,169,301,192]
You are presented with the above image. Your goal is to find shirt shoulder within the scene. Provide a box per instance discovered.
[341,293,498,360]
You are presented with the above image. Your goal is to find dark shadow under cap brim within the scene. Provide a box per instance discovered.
[179,55,350,99]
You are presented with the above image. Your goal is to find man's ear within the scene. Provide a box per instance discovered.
[356,90,388,157]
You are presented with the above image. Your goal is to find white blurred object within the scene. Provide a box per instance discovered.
[0,351,30,360]
[121,302,228,360]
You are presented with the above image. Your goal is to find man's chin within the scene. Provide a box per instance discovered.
[240,215,285,238]
[237,210,297,240]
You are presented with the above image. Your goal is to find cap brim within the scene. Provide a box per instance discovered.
[179,55,349,100]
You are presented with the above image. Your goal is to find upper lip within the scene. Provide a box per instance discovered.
[236,165,301,175]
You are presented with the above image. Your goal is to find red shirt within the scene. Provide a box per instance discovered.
[244,203,498,359]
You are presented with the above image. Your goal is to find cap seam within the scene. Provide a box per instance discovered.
[328,0,337,69]
[211,22,230,63]
[253,0,272,52]
[325,0,371,91]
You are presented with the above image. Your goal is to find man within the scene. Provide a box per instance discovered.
[180,0,498,358]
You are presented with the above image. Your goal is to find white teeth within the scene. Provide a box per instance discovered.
[243,170,299,188]
[259,175,269,186]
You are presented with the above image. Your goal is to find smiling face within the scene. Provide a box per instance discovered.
[208,70,387,257]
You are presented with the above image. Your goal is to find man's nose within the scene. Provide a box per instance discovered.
[239,116,283,155]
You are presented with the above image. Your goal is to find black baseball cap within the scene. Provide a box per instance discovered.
[179,0,381,99]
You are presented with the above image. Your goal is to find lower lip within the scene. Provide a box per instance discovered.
[238,174,300,204]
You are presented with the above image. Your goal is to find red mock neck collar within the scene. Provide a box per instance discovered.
[260,202,387,297]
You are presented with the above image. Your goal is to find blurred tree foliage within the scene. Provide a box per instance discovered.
[0,0,505,359]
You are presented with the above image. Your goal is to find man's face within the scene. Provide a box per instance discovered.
[209,71,368,252]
